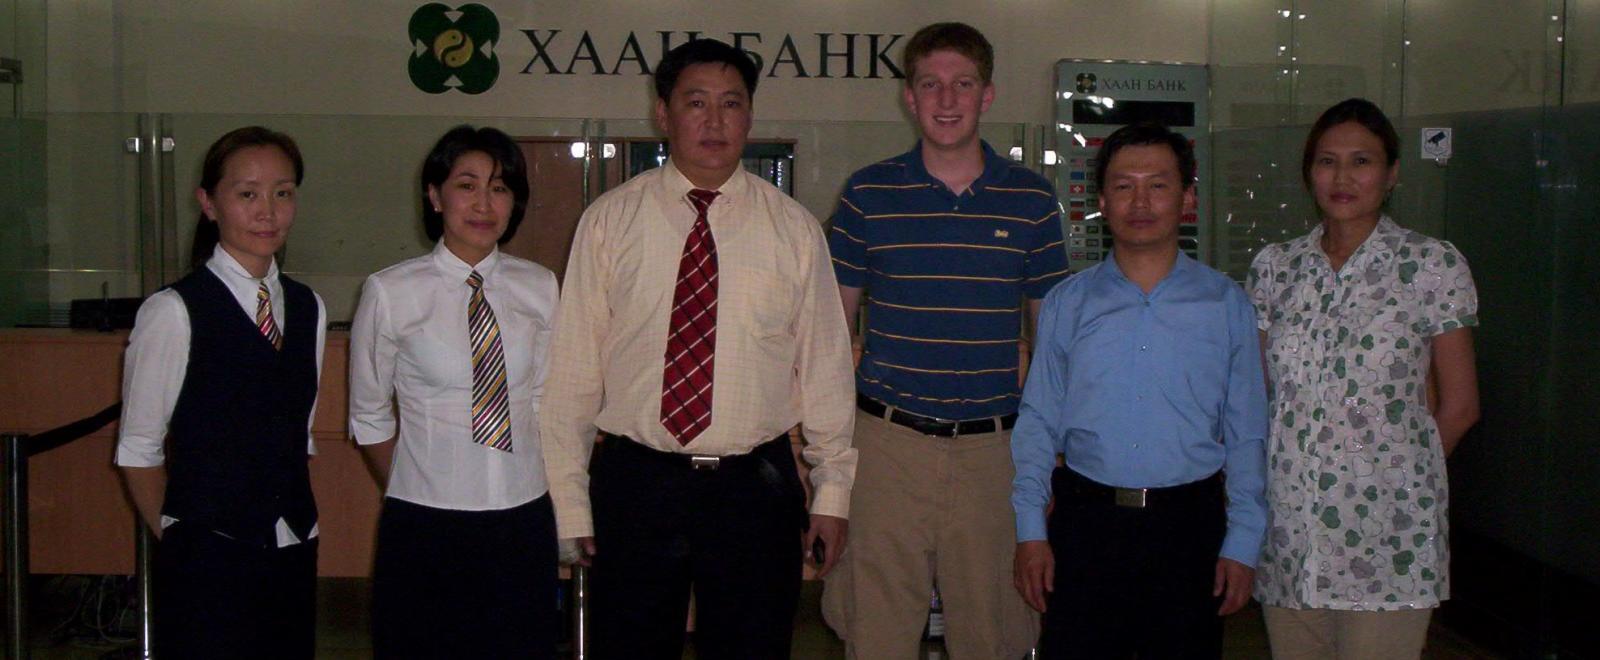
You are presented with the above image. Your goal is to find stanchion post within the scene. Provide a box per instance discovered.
[572,564,588,660]
[3,433,30,660]
[135,520,155,659]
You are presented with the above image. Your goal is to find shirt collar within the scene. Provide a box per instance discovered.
[1100,248,1194,293]
[431,240,500,284]
[662,158,747,204]
[207,243,278,286]
[1304,214,1403,266]
[903,139,1011,192]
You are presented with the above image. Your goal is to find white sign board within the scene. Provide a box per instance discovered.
[1421,128,1452,161]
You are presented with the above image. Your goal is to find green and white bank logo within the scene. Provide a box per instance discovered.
[408,3,500,94]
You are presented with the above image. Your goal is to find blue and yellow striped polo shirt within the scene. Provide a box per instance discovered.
[827,141,1069,420]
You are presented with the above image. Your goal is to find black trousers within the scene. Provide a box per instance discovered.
[152,522,317,660]
[1039,467,1228,660]
[372,495,559,659]
[588,434,808,660]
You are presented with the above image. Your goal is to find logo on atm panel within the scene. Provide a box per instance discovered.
[408,3,501,94]
[1075,72,1098,94]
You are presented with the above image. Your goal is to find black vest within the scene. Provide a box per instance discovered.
[162,267,319,547]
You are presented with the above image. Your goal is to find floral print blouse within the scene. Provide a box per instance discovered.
[1248,216,1478,610]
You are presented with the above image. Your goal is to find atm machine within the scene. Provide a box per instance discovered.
[1052,60,1209,271]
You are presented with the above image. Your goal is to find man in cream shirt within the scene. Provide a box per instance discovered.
[540,38,857,659]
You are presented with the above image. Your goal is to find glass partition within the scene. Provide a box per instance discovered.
[1212,2,1600,656]
[3,113,1035,325]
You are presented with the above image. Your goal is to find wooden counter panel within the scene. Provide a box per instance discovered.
[0,329,380,576]
[2,329,829,580]
[309,435,382,577]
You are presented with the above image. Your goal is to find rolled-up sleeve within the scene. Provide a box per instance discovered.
[347,275,398,445]
[116,292,190,468]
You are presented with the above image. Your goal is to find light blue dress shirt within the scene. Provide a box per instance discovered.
[1010,252,1269,566]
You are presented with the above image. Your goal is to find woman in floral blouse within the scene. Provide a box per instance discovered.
[1248,98,1481,659]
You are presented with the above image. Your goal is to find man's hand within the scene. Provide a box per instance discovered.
[1013,540,1055,613]
[1214,557,1255,616]
[804,514,848,578]
[565,537,597,567]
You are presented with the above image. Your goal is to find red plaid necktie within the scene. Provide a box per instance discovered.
[661,189,720,445]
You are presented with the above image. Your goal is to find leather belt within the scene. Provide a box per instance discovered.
[856,394,1018,438]
[598,432,787,471]
[1054,467,1222,509]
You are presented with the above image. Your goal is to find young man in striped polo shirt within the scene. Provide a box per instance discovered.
[821,22,1069,659]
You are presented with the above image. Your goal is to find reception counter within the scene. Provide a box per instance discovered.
[0,328,381,576]
[0,328,832,578]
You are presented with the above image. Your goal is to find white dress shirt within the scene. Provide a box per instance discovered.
[115,244,328,547]
[348,243,559,511]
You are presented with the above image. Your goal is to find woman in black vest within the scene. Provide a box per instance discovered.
[349,126,561,658]
[116,126,326,659]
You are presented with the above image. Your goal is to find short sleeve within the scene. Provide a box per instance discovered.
[1413,240,1479,337]
[826,184,869,288]
[1247,244,1280,332]
[1023,197,1069,299]
[115,291,191,467]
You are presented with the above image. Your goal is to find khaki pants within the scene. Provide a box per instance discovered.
[822,409,1037,659]
[1263,606,1433,660]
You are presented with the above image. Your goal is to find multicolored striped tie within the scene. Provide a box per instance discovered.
[660,189,720,445]
[255,282,282,350]
[467,270,512,452]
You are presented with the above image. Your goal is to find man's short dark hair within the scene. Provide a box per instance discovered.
[1093,122,1196,191]
[420,125,530,245]
[902,22,994,85]
[1301,97,1399,187]
[653,38,760,101]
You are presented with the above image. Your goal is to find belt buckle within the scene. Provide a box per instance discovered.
[689,455,720,471]
[1114,487,1148,508]
[924,413,959,438]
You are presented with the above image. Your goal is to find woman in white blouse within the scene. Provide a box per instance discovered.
[349,125,560,658]
[1249,99,1481,659]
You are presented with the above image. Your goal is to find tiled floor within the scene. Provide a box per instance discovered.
[24,576,1500,659]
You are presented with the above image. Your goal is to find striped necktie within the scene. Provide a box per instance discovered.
[467,270,512,452]
[660,188,720,445]
[255,282,282,350]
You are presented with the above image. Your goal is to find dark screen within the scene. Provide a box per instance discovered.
[1072,99,1195,127]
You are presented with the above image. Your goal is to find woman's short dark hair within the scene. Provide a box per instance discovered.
[902,22,994,85]
[653,38,759,101]
[420,125,530,245]
[1093,122,1196,191]
[190,126,304,270]
[1301,98,1400,187]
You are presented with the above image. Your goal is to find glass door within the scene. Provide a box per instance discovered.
[0,0,46,327]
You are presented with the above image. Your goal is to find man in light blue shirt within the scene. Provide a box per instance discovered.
[1010,122,1268,659]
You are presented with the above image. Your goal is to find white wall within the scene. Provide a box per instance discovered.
[46,0,1211,125]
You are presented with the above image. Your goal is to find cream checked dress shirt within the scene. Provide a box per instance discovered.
[540,160,859,539]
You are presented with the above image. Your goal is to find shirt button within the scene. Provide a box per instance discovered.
[1140,345,1148,351]
[1133,443,1141,449]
